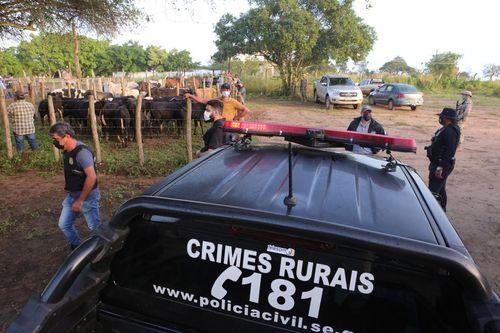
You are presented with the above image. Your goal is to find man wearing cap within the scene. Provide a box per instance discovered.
[346,105,387,154]
[457,90,472,148]
[184,82,250,122]
[7,90,38,152]
[426,108,460,211]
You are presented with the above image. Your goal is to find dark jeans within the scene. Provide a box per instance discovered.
[14,133,38,152]
[428,163,454,211]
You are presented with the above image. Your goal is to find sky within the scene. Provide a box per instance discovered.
[110,0,500,76]
[3,0,499,77]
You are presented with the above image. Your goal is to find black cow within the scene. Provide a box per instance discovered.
[99,101,132,146]
[61,98,105,131]
[38,93,63,125]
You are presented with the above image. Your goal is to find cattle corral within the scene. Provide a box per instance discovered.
[0,94,500,331]
[0,76,220,162]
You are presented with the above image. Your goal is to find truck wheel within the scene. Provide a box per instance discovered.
[388,100,394,110]
[314,90,320,103]
[368,96,375,106]
[325,95,331,109]
[411,105,417,111]
[353,104,359,109]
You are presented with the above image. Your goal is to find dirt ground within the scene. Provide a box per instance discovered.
[1,96,499,330]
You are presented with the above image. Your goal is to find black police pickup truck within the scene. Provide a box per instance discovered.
[8,121,500,333]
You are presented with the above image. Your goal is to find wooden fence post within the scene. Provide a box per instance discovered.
[121,77,125,96]
[88,95,102,163]
[47,95,60,162]
[185,98,193,163]
[202,78,206,99]
[176,82,180,96]
[135,94,144,166]
[40,80,45,99]
[147,81,151,97]
[0,89,14,160]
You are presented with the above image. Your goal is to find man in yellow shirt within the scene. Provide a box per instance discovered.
[185,83,250,121]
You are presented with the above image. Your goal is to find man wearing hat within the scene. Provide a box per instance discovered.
[426,108,460,211]
[346,105,387,154]
[7,90,38,152]
[457,90,472,148]
[185,82,250,122]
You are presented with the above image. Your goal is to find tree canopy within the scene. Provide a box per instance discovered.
[0,0,145,39]
[425,52,461,77]
[213,0,376,95]
[483,64,500,81]
[0,34,200,77]
[379,56,415,75]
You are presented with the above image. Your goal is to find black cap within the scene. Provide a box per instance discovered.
[436,107,457,119]
[221,83,231,90]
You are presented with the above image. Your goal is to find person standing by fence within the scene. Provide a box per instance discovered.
[7,90,38,152]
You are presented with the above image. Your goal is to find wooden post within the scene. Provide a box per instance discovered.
[47,95,60,162]
[185,98,193,163]
[0,89,14,159]
[192,76,196,90]
[28,83,36,105]
[202,78,206,99]
[86,77,90,91]
[121,77,125,96]
[135,94,144,166]
[176,82,180,96]
[88,95,102,163]
[40,80,45,99]
[147,81,151,97]
[97,77,102,92]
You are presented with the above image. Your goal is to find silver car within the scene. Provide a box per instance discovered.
[368,83,423,111]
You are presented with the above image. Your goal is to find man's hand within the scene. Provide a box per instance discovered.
[434,167,443,179]
[72,198,84,212]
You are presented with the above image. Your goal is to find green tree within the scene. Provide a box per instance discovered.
[0,47,24,76]
[108,41,147,74]
[213,0,375,95]
[425,52,461,77]
[379,56,415,75]
[483,64,500,81]
[165,49,199,73]
[146,45,168,74]
[16,33,73,76]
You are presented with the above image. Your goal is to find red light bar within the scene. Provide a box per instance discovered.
[224,121,416,153]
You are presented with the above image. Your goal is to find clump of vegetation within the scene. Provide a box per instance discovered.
[0,124,203,177]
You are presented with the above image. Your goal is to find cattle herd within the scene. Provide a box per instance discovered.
[37,84,207,145]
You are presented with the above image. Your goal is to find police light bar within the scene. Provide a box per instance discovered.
[224,121,416,153]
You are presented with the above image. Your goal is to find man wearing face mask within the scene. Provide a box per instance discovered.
[196,99,227,158]
[346,105,386,154]
[49,122,100,250]
[426,108,460,211]
[184,82,250,122]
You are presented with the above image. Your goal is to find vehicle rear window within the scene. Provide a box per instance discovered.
[398,85,418,92]
[102,217,474,333]
[372,79,384,84]
[329,77,355,86]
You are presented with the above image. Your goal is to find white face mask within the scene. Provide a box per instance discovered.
[203,110,212,122]
[222,90,231,97]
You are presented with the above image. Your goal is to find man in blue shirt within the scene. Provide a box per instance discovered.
[49,122,100,250]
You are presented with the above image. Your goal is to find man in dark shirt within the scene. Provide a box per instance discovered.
[346,105,386,154]
[196,99,227,158]
[49,122,100,250]
[426,108,460,211]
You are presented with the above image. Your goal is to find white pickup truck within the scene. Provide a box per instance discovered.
[313,74,363,110]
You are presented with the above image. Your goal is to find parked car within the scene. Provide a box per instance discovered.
[368,83,423,110]
[313,74,363,109]
[358,78,385,96]
[7,121,500,333]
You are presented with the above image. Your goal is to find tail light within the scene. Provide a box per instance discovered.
[397,93,406,98]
